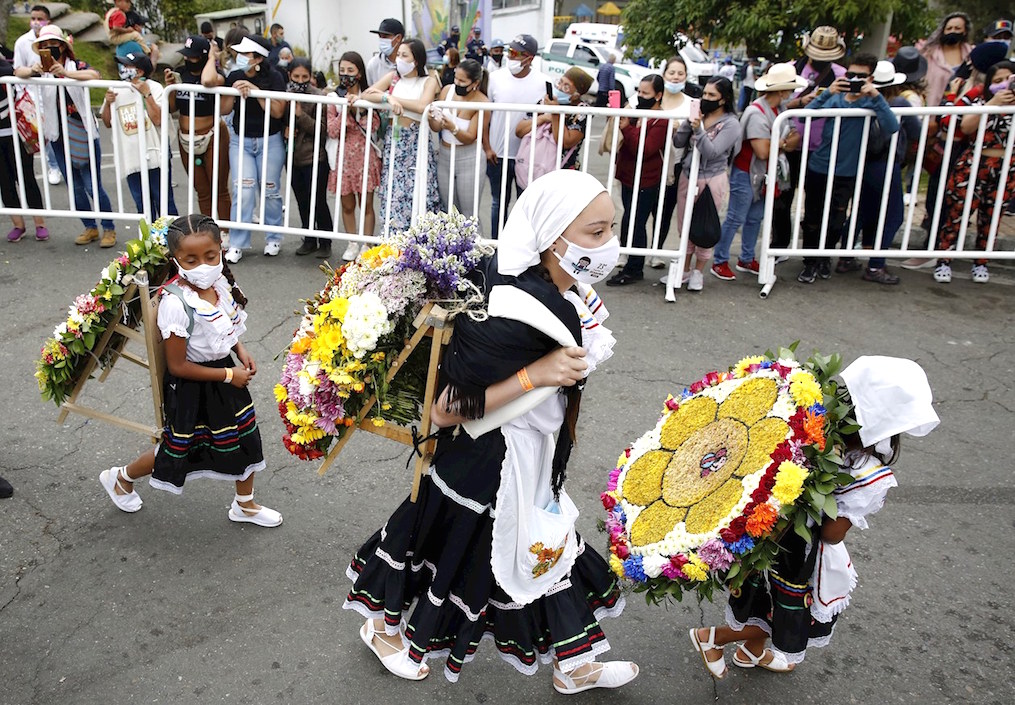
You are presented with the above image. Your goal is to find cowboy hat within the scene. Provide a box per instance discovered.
[872,60,906,88]
[755,62,809,92]
[803,26,846,61]
[891,46,927,83]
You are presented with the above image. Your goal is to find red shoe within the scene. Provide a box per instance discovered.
[710,262,736,281]
[735,259,760,274]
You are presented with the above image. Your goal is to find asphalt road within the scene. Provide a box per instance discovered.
[1,206,1014,705]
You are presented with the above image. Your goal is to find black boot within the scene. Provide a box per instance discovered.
[295,239,318,256]
[0,475,12,499]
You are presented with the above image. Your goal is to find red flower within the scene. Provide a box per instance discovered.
[770,442,792,464]
[742,501,757,517]
[615,542,630,559]
[601,492,617,510]
[761,473,777,491]
[625,447,632,458]
[665,398,680,411]
[671,554,689,569]
[690,380,705,394]
[720,527,739,543]
[773,363,793,378]
[729,516,747,536]
[751,487,770,504]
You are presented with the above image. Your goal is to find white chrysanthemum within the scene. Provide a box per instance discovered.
[342,292,394,359]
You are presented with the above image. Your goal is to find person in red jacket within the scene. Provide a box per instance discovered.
[607,75,668,286]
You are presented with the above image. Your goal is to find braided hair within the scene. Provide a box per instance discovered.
[166,214,248,307]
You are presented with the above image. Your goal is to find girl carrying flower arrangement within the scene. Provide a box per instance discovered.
[99,214,282,527]
[690,356,938,676]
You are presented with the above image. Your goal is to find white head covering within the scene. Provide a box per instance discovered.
[840,356,940,450]
[497,171,608,276]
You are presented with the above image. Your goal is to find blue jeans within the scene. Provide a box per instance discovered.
[715,167,764,265]
[228,131,285,249]
[858,160,903,269]
[126,164,179,220]
[486,158,520,239]
[46,142,59,172]
[52,136,115,231]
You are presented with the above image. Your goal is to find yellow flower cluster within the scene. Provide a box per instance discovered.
[772,461,809,505]
[359,244,400,270]
[682,554,709,582]
[789,370,822,408]
[733,355,766,378]
[609,554,626,579]
[284,402,326,444]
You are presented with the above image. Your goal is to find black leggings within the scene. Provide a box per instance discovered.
[0,137,44,212]
[292,162,334,247]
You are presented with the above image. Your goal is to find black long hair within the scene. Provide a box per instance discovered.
[403,38,428,76]
[339,51,368,92]
[166,214,247,307]
[457,58,487,95]
[706,76,736,113]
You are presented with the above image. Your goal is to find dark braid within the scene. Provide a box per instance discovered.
[166,214,248,307]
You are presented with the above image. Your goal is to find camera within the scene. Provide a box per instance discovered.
[848,79,864,94]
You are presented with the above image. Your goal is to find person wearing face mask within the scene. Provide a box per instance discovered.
[440,47,460,87]
[328,51,383,261]
[344,169,639,693]
[101,47,178,219]
[437,25,461,56]
[606,75,670,287]
[284,58,335,257]
[465,26,486,62]
[711,64,805,283]
[166,35,231,224]
[427,58,490,217]
[482,34,549,237]
[919,13,973,109]
[367,18,404,87]
[514,66,592,178]
[485,38,505,73]
[211,34,289,262]
[267,23,291,67]
[931,60,1015,285]
[668,76,742,291]
[19,25,118,248]
[276,46,295,74]
[13,4,63,187]
[362,37,440,233]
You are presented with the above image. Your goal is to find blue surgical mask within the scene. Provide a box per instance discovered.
[235,54,251,70]
[665,81,685,95]
[553,87,571,103]
[378,38,393,56]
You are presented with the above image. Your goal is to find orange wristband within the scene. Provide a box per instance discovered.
[517,367,534,392]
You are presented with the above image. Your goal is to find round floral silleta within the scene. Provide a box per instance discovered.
[603,355,827,594]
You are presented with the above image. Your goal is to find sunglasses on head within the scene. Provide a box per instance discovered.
[845,71,870,80]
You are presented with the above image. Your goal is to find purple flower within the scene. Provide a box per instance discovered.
[698,539,734,571]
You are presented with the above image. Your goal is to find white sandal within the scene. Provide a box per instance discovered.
[732,645,794,672]
[552,661,639,694]
[359,620,429,681]
[689,627,727,679]
[99,466,143,513]
[228,493,282,527]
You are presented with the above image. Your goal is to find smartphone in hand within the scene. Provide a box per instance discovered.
[688,97,701,121]
[607,89,620,108]
[546,81,554,100]
[38,48,54,71]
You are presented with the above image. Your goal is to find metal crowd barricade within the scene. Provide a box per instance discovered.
[1,76,152,224]
[160,83,402,249]
[421,100,701,302]
[757,105,1015,298]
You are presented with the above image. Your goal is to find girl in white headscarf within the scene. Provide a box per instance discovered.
[343,170,639,693]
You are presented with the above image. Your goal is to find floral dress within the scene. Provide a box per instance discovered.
[327,102,382,196]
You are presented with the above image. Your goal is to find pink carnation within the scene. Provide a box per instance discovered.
[697,539,734,571]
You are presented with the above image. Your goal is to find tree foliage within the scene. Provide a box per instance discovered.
[622,0,935,62]
[80,0,243,43]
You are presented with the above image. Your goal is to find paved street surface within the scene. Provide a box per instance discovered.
[2,200,1015,705]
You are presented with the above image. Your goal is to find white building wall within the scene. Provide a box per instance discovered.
[266,0,552,76]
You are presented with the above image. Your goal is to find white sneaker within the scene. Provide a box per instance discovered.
[687,269,704,291]
[933,263,951,283]
[971,264,989,283]
[341,241,361,261]
[47,167,62,185]
[224,247,242,263]
[263,241,281,256]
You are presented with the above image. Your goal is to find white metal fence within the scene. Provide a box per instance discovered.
[2,76,1013,301]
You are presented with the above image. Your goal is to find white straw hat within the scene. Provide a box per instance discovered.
[755,62,809,92]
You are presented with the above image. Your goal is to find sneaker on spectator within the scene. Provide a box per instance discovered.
[862,267,900,285]
[710,262,736,280]
[735,259,759,274]
[35,227,49,241]
[6,227,25,243]
[264,242,281,257]
[933,263,951,283]
[225,247,242,264]
[48,167,62,185]
[659,270,692,286]
[687,270,704,291]
[971,264,989,283]
[342,241,361,261]
[797,264,817,284]
[817,260,832,279]
[648,257,666,269]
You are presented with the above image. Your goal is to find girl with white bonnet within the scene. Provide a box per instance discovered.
[691,356,938,677]
[343,170,639,693]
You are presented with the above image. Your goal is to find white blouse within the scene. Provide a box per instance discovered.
[157,276,248,362]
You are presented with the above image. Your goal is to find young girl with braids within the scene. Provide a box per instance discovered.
[99,214,281,527]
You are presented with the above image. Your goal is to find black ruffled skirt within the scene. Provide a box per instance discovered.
[344,472,625,682]
[151,356,265,494]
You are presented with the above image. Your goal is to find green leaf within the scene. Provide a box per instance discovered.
[823,494,839,519]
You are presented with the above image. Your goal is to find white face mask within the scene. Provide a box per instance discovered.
[378,38,394,56]
[396,58,415,77]
[552,236,620,284]
[507,58,525,75]
[175,259,223,290]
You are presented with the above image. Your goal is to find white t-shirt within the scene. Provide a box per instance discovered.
[486,67,548,159]
[366,52,397,88]
[744,65,756,88]
[158,276,248,362]
[718,64,737,81]
[109,80,163,175]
